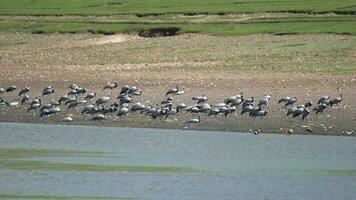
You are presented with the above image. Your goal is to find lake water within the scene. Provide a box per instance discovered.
[0,122,355,200]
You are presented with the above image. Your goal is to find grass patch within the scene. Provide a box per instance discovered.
[0,194,135,200]
[0,40,26,47]
[0,148,106,159]
[0,159,203,173]
[0,16,355,36]
[0,0,355,16]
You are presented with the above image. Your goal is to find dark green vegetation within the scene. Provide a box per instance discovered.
[0,0,355,35]
[0,148,202,173]
[0,0,355,15]
[0,194,134,200]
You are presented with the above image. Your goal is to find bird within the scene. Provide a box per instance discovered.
[27,99,41,112]
[92,114,106,120]
[241,104,254,115]
[242,97,254,107]
[118,84,128,94]
[249,107,267,118]
[330,95,343,106]
[176,103,186,112]
[40,107,61,117]
[21,94,30,104]
[69,83,79,90]
[0,97,9,106]
[81,104,96,115]
[166,86,179,96]
[161,97,173,105]
[278,96,291,104]
[225,93,243,104]
[258,95,271,107]
[192,95,208,104]
[284,97,297,107]
[85,92,96,100]
[117,107,129,117]
[61,114,73,122]
[186,116,201,123]
[6,85,17,93]
[58,95,69,104]
[173,88,185,95]
[0,88,4,94]
[103,82,118,90]
[250,128,261,135]
[313,103,327,114]
[18,87,30,96]
[317,96,331,104]
[43,86,54,96]
[198,103,211,113]
[293,107,310,120]
[165,107,178,118]
[95,96,110,105]
[131,102,146,112]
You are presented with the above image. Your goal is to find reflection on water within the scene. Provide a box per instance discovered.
[0,122,355,200]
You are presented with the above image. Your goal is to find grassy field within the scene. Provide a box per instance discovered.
[0,0,355,15]
[0,0,355,35]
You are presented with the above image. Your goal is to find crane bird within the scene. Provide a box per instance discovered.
[6,85,17,93]
[18,87,30,96]
[103,82,118,90]
[186,116,201,123]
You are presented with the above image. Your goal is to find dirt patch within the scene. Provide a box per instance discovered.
[87,34,140,45]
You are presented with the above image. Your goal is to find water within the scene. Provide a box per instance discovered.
[0,122,355,200]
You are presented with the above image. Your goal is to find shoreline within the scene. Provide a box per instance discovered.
[0,121,353,137]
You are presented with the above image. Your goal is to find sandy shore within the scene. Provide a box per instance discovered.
[0,33,355,135]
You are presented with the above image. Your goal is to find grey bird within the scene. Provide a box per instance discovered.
[176,103,186,112]
[186,116,201,123]
[6,85,17,93]
[317,96,331,104]
[18,87,30,96]
[85,92,96,100]
[43,86,54,96]
[131,102,146,112]
[241,104,254,115]
[284,97,297,107]
[278,96,291,104]
[117,107,129,117]
[249,107,267,118]
[58,95,69,104]
[40,107,61,117]
[21,94,30,104]
[258,95,271,107]
[103,82,118,90]
[192,95,208,104]
[166,86,179,96]
[92,114,106,120]
[313,103,327,114]
[96,96,110,105]
[330,95,343,106]
[27,99,41,112]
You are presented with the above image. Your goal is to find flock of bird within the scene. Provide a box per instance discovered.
[0,83,344,125]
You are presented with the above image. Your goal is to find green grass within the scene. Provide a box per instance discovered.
[0,40,26,47]
[0,15,355,36]
[0,0,355,36]
[0,194,135,200]
[0,148,106,159]
[0,148,202,173]
[0,160,202,173]
[0,0,355,15]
